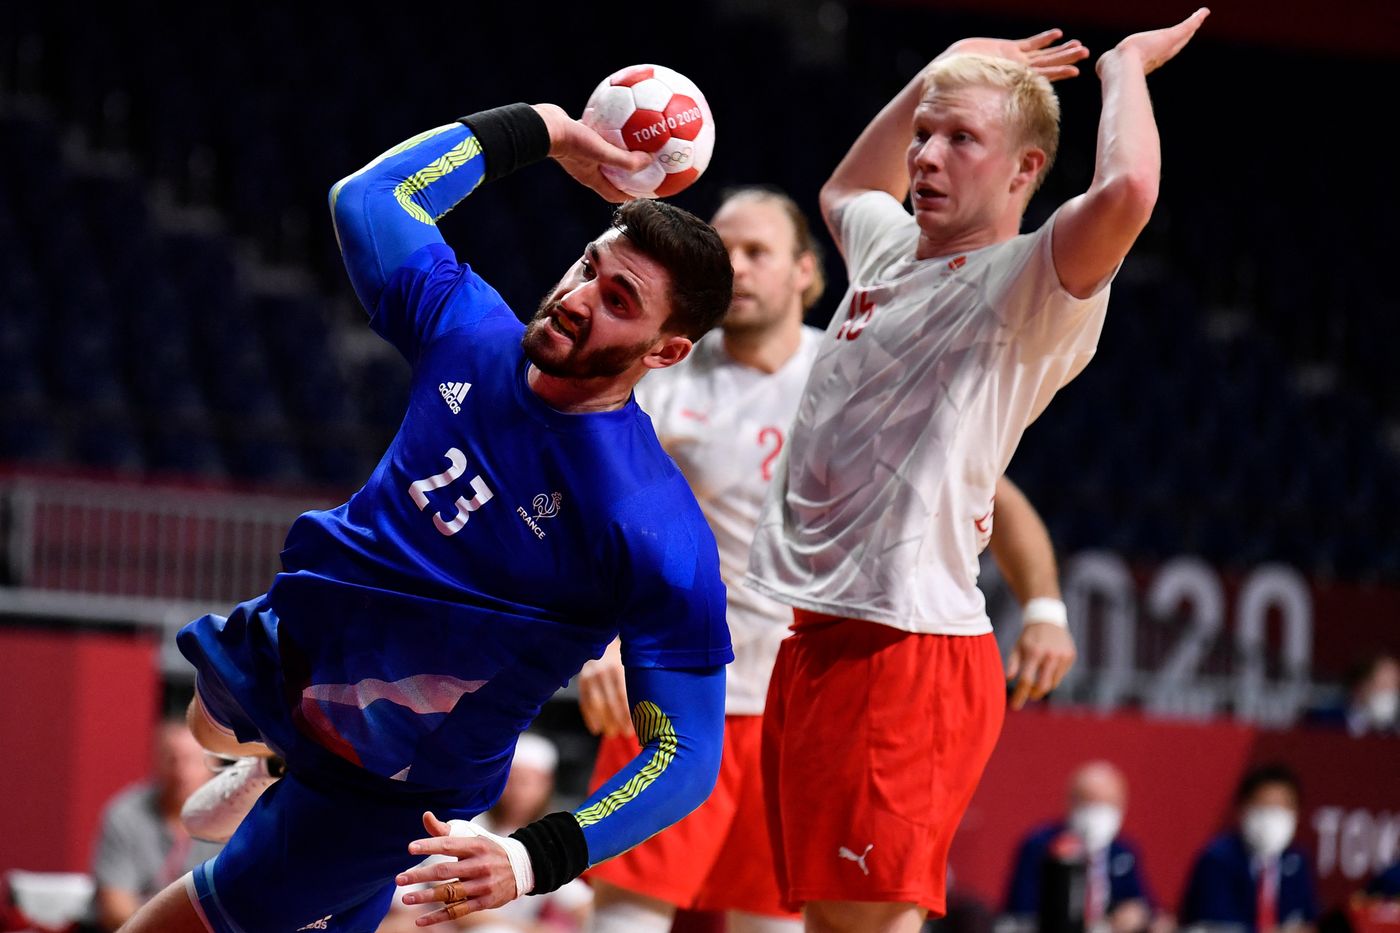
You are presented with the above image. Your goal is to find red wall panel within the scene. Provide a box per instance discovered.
[0,626,159,874]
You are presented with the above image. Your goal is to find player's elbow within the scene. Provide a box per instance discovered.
[328,172,364,229]
[684,732,725,804]
[667,727,724,821]
[1096,169,1158,232]
[819,180,855,239]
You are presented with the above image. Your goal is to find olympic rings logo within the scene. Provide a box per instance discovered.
[659,149,692,166]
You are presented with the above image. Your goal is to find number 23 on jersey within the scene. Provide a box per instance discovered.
[407,448,495,536]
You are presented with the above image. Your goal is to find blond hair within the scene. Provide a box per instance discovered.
[921,53,1060,194]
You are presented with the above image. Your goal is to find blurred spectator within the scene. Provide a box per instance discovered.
[1306,654,1399,737]
[1003,761,1164,933]
[377,732,591,933]
[89,718,222,931]
[1180,764,1319,933]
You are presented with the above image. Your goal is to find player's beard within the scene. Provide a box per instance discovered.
[522,298,654,380]
[721,292,788,339]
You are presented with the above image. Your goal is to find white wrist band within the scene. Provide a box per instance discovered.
[447,819,536,896]
[1023,597,1068,628]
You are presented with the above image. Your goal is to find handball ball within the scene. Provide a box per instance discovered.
[581,64,715,199]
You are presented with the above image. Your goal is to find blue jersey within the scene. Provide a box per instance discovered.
[265,241,729,790]
[176,112,731,933]
[181,121,730,801]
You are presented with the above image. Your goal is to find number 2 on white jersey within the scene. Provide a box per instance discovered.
[407,447,495,536]
[758,426,784,481]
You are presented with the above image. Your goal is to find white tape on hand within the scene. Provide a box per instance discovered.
[446,819,535,896]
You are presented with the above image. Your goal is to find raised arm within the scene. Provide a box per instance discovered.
[818,30,1087,249]
[329,104,648,314]
[989,475,1075,709]
[1050,9,1209,298]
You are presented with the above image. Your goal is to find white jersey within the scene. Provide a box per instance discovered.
[747,191,1111,635]
[636,327,822,714]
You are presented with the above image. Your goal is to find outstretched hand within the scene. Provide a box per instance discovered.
[1005,622,1077,710]
[578,638,634,738]
[395,812,518,926]
[938,29,1091,82]
[531,103,650,203]
[1099,8,1210,77]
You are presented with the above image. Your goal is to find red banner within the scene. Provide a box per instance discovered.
[950,708,1400,917]
[0,626,159,875]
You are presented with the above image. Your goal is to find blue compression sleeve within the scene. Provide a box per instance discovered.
[328,123,487,313]
[573,664,725,865]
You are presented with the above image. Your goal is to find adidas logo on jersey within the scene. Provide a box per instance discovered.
[296,916,332,931]
[438,381,471,414]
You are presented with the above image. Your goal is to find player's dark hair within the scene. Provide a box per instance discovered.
[718,185,827,311]
[612,199,732,340]
[1234,762,1301,807]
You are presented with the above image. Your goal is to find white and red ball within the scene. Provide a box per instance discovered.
[581,64,715,199]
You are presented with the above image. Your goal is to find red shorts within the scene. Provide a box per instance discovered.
[761,611,1005,916]
[584,715,797,918]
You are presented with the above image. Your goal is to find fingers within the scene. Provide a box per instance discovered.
[415,897,494,927]
[396,841,492,885]
[1025,37,1089,82]
[1016,28,1064,51]
[601,678,634,738]
[579,691,604,736]
[1008,626,1076,709]
[578,669,609,736]
[1009,668,1035,711]
[1037,65,1084,83]
[1109,7,1209,76]
[1033,650,1061,699]
[421,811,451,838]
[576,167,639,205]
[578,664,634,737]
[1027,39,1088,65]
[1004,646,1022,682]
[401,878,493,907]
[569,121,651,171]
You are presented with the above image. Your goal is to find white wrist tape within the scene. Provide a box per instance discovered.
[1022,597,1069,629]
[446,819,536,896]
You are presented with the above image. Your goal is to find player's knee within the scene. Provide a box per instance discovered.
[185,694,241,756]
[589,885,675,933]
[803,900,923,933]
[116,876,206,933]
[185,697,213,748]
[727,910,804,933]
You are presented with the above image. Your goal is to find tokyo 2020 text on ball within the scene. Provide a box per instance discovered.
[581,64,715,199]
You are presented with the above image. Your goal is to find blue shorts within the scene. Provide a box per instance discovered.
[180,605,490,933]
[184,768,445,933]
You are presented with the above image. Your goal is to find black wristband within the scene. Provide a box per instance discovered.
[458,104,551,183]
[509,811,589,895]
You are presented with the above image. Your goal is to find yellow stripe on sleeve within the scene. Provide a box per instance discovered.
[329,123,463,212]
[392,135,484,225]
[574,701,678,828]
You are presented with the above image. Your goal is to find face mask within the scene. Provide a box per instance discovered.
[1242,805,1296,857]
[1069,803,1123,852]
[1366,690,1399,728]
